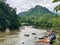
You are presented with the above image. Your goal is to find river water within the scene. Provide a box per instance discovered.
[0,26,47,45]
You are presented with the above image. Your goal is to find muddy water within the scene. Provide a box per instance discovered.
[0,26,47,45]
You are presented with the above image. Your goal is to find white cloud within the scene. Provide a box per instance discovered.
[6,0,60,14]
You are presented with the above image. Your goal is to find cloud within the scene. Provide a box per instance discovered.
[6,0,60,14]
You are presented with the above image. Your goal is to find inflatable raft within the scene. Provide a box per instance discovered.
[37,33,57,44]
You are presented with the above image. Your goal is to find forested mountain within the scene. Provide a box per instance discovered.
[0,0,21,32]
[19,5,55,16]
[19,5,60,30]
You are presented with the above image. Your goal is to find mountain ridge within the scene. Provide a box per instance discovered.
[19,5,55,16]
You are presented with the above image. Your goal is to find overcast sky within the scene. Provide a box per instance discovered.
[6,0,60,14]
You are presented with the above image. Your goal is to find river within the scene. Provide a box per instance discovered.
[0,26,47,45]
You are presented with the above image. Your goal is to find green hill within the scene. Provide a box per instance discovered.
[19,5,55,16]
[19,5,60,30]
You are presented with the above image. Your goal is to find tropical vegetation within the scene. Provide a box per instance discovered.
[53,0,60,45]
[19,5,60,30]
[0,0,21,32]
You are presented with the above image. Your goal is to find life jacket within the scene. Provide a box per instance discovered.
[49,33,56,40]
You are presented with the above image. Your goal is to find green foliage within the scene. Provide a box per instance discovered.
[52,17,60,30]
[0,1,21,32]
[19,5,60,30]
[53,0,60,2]
[53,0,60,11]
[52,0,60,44]
[54,4,60,12]
[53,33,60,45]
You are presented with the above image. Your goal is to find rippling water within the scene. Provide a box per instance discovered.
[0,26,47,45]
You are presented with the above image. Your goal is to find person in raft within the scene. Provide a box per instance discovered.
[37,31,57,44]
[49,31,57,44]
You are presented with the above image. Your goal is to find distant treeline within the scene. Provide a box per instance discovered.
[19,5,60,30]
[0,0,21,32]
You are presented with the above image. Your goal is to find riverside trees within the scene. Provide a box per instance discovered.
[0,0,21,32]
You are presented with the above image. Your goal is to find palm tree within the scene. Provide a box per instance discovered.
[53,0,60,12]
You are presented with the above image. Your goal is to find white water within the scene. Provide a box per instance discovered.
[18,26,47,45]
[0,26,47,45]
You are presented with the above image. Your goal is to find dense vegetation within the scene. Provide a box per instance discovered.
[19,5,60,30]
[0,0,21,32]
[53,0,60,45]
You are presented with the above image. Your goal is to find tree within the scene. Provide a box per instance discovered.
[53,0,60,11]
[0,0,21,32]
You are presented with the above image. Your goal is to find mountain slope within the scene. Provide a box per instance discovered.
[19,5,55,17]
[19,5,57,29]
